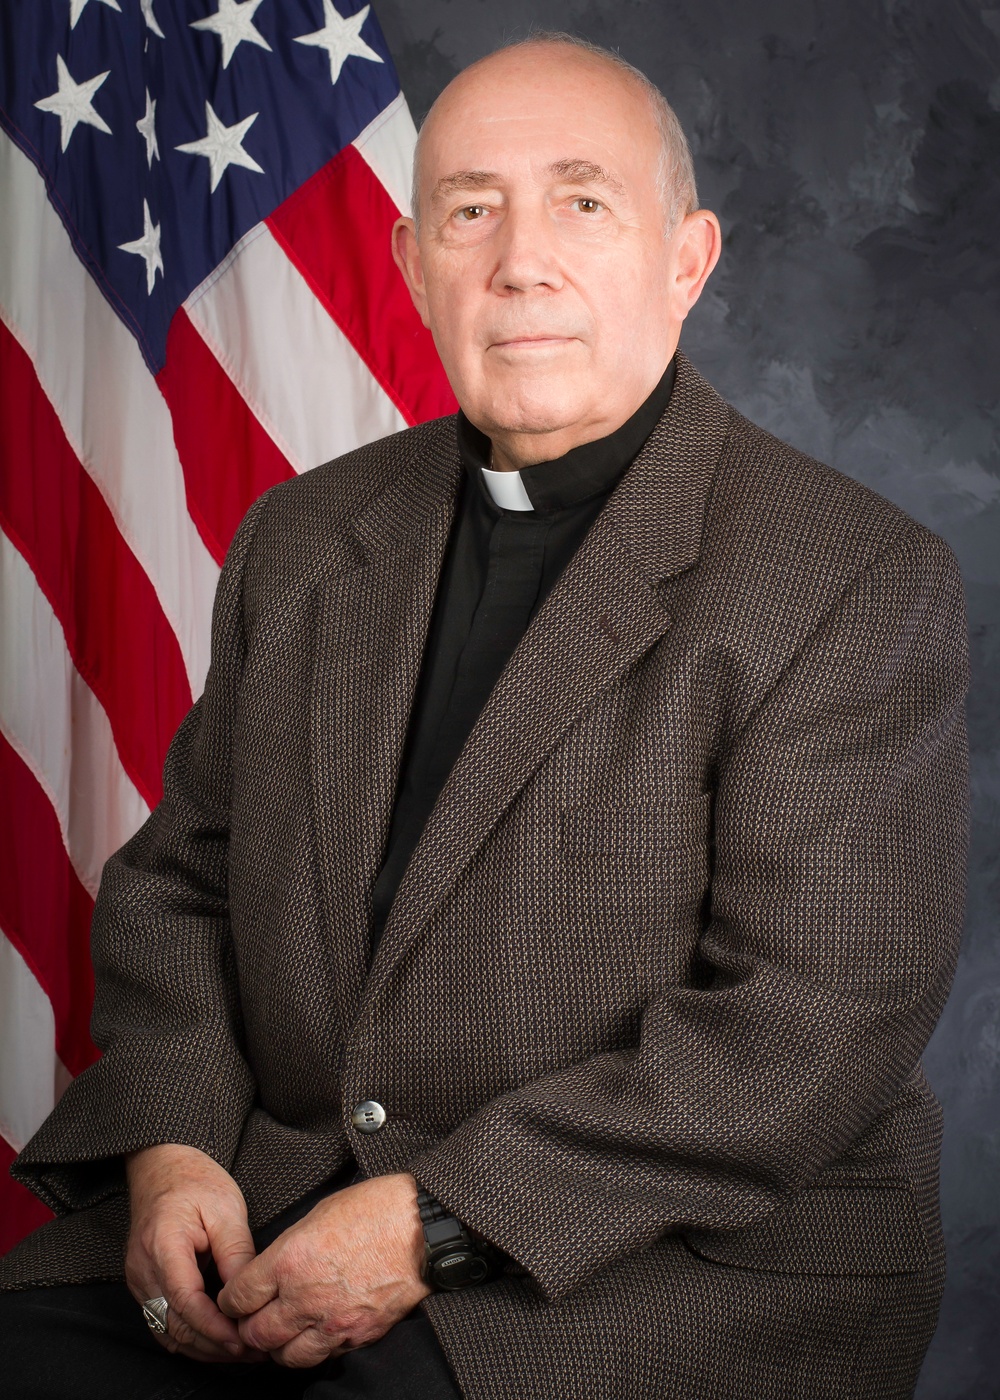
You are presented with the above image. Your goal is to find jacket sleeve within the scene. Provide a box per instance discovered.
[11,492,271,1214]
[407,521,970,1304]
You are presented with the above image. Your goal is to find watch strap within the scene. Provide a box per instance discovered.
[416,1187,502,1290]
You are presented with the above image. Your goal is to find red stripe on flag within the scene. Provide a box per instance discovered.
[0,1137,53,1257]
[158,309,296,566]
[0,323,193,808]
[267,145,458,427]
[0,735,98,1078]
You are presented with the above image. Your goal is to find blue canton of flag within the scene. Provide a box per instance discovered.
[1,0,401,371]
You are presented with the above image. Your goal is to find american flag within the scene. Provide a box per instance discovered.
[0,0,455,1253]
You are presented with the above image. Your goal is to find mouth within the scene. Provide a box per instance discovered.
[488,335,577,350]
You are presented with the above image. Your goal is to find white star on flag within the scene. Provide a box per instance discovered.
[190,0,273,69]
[294,1,383,86]
[136,88,159,167]
[175,101,265,193]
[117,199,164,295]
[140,0,165,39]
[68,0,122,29]
[34,54,112,152]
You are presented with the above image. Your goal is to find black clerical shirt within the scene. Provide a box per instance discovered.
[370,356,677,957]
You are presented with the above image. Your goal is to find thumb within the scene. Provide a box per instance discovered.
[216,1252,276,1319]
[205,1209,256,1285]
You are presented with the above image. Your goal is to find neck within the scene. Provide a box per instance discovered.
[488,417,632,473]
[482,354,679,473]
[488,434,569,473]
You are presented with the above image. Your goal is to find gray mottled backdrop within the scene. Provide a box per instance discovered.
[376,1,1000,1394]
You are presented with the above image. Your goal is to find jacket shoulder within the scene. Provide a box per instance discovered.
[225,415,460,595]
[263,414,459,523]
[707,404,956,592]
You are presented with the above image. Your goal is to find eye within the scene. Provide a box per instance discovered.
[574,197,603,213]
[456,204,488,221]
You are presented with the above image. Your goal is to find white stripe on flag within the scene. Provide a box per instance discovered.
[352,89,418,217]
[0,528,150,898]
[0,929,72,1154]
[185,223,407,477]
[0,129,219,698]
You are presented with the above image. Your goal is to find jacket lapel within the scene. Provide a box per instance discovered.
[357,352,730,1013]
[307,423,462,1030]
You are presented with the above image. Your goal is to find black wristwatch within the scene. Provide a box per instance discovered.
[416,1188,500,1291]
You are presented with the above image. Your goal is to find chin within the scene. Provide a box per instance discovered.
[476,379,588,438]
[490,411,574,437]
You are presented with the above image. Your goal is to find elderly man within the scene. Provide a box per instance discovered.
[0,31,968,1400]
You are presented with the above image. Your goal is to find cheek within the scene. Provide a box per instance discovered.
[423,265,482,354]
[424,295,473,372]
[428,320,474,385]
[423,309,487,411]
[586,252,659,316]
[584,258,672,360]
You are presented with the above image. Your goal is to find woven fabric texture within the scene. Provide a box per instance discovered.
[1,353,970,1399]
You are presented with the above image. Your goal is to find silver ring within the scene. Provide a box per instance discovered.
[142,1296,169,1335]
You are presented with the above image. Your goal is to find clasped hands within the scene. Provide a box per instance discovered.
[124,1143,431,1368]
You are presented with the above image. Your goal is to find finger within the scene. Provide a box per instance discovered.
[158,1331,268,1366]
[125,1241,206,1355]
[236,1296,304,1353]
[155,1297,250,1362]
[130,1237,250,1361]
[133,1287,240,1364]
[204,1207,256,1285]
[175,1289,258,1358]
[217,1251,279,1320]
[157,1229,249,1356]
[272,1324,342,1370]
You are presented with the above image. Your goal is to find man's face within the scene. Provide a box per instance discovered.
[394,46,691,459]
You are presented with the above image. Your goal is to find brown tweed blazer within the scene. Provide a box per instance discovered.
[2,353,969,1399]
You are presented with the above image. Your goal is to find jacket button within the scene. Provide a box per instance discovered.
[351,1100,387,1133]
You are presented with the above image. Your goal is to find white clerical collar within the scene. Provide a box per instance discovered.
[480,464,534,511]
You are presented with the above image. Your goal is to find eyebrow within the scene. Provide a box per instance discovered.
[548,159,626,197]
[430,170,502,203]
[429,159,627,204]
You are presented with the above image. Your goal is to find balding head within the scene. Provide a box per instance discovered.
[391,36,720,469]
[412,35,698,235]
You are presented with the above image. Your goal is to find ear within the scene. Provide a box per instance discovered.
[391,217,431,329]
[670,210,722,321]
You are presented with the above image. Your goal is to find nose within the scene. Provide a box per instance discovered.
[490,201,564,296]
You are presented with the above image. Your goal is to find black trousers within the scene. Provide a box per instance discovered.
[0,1170,462,1400]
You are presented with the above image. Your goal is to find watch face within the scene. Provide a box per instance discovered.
[432,1250,490,1289]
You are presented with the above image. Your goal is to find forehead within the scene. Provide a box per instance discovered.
[419,46,658,191]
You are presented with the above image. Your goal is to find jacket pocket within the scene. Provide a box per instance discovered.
[560,791,712,856]
[680,1184,932,1276]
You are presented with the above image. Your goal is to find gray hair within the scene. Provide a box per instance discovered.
[410,31,698,234]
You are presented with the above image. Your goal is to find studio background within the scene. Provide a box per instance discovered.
[376,2,1000,1394]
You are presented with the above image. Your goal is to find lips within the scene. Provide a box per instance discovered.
[488,334,577,348]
